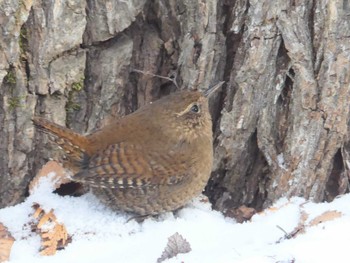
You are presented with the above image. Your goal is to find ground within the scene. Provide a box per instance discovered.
[0,173,349,263]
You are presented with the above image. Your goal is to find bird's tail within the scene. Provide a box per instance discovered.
[33,117,89,163]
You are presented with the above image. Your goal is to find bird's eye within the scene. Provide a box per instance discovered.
[190,104,200,113]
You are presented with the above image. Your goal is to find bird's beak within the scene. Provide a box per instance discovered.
[204,81,225,98]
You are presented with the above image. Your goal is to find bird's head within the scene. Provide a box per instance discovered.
[146,82,224,143]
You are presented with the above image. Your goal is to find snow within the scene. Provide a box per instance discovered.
[277,153,287,171]
[1,175,350,263]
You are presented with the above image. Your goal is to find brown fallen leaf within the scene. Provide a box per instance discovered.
[309,210,342,227]
[29,161,71,194]
[225,205,256,223]
[276,207,343,243]
[157,232,191,263]
[258,201,294,217]
[0,223,15,263]
[32,203,70,256]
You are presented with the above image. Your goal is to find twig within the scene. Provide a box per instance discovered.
[275,224,304,243]
[131,69,179,88]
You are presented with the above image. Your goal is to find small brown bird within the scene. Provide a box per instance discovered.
[33,82,223,215]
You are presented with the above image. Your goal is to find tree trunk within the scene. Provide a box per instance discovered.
[0,0,349,213]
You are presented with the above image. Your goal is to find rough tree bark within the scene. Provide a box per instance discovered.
[0,0,349,213]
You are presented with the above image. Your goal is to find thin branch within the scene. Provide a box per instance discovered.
[131,69,179,89]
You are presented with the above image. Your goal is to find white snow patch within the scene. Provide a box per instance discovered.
[1,178,349,263]
[277,153,287,171]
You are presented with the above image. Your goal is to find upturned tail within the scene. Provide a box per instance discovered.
[33,117,89,163]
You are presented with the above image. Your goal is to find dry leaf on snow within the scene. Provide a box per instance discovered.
[276,205,343,242]
[29,161,71,194]
[0,223,15,263]
[258,200,296,216]
[157,232,192,263]
[32,203,70,256]
[309,210,342,227]
[225,205,256,223]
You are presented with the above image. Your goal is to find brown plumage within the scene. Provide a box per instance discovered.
[33,82,223,215]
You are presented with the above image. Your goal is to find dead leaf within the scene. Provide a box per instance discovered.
[157,232,191,263]
[225,205,256,223]
[258,201,292,216]
[276,206,343,243]
[0,223,15,263]
[309,210,342,227]
[29,161,71,194]
[32,203,70,256]
[289,210,309,238]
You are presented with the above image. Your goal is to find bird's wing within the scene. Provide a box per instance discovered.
[73,142,190,189]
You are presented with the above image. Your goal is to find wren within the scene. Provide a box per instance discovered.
[33,82,224,215]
